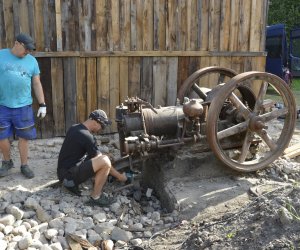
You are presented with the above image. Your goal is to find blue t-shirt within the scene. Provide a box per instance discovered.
[0,49,40,108]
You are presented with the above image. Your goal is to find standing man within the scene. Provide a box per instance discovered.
[0,33,46,178]
[57,109,127,207]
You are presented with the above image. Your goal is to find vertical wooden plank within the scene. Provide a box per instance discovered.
[249,0,261,52]
[130,0,137,50]
[43,0,50,51]
[153,57,167,107]
[33,0,44,51]
[87,58,97,113]
[109,57,120,131]
[143,0,153,50]
[208,56,220,88]
[76,58,87,123]
[109,0,120,50]
[38,58,54,138]
[95,0,107,51]
[12,0,20,36]
[219,0,230,51]
[208,0,221,51]
[238,0,251,52]
[61,0,70,50]
[78,0,92,51]
[0,0,6,48]
[141,57,153,103]
[231,56,243,73]
[27,0,35,38]
[166,0,177,50]
[178,0,187,50]
[186,0,198,50]
[200,0,209,51]
[259,0,268,51]
[3,0,14,47]
[69,0,80,51]
[198,56,210,88]
[136,0,143,50]
[128,57,141,97]
[48,0,57,51]
[63,58,77,131]
[229,0,239,52]
[51,58,65,136]
[119,57,129,102]
[97,57,110,132]
[154,0,166,50]
[166,57,178,106]
[55,0,63,51]
[120,0,130,50]
[19,0,29,34]
[177,57,190,92]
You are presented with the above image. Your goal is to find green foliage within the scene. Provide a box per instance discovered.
[268,0,300,37]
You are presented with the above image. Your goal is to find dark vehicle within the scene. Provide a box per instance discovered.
[265,24,300,84]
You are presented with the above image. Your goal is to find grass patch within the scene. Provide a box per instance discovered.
[292,78,300,91]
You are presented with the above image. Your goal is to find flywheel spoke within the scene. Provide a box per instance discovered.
[260,107,288,122]
[253,82,269,113]
[238,131,252,163]
[256,129,277,151]
[217,120,249,140]
[229,92,251,119]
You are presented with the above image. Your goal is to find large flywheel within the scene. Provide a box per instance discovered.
[206,71,297,172]
[177,66,237,104]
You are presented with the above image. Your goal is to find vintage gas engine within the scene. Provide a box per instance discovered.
[114,67,297,173]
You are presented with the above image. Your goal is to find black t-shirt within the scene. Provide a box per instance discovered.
[57,123,100,176]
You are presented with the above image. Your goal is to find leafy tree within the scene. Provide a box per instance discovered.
[268,0,300,36]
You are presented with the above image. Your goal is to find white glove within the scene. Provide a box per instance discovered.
[37,107,47,119]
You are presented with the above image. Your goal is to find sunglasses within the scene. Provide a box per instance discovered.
[20,42,32,53]
[94,119,107,129]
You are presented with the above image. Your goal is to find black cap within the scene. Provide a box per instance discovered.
[16,33,35,50]
[89,109,112,128]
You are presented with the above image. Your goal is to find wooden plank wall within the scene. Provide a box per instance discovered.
[0,0,268,138]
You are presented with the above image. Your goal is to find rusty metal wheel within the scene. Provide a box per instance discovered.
[177,66,237,104]
[206,72,297,172]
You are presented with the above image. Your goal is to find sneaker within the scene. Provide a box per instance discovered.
[0,159,14,177]
[62,179,82,196]
[20,165,34,179]
[63,185,82,196]
[85,194,115,207]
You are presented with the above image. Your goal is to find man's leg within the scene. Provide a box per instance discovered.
[0,138,11,161]
[18,137,34,178]
[18,137,28,165]
[91,155,127,198]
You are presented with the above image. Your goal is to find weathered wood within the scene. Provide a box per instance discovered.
[249,0,261,52]
[109,57,120,131]
[76,58,87,123]
[120,0,130,50]
[166,57,178,106]
[33,0,44,51]
[166,0,177,50]
[55,0,62,51]
[154,0,166,50]
[209,0,221,51]
[178,0,187,50]
[0,0,5,48]
[186,0,197,50]
[86,58,97,114]
[38,58,54,138]
[229,0,239,52]
[141,57,153,103]
[51,58,65,136]
[128,57,141,97]
[95,0,107,51]
[119,57,129,102]
[143,0,153,51]
[63,58,77,131]
[219,0,231,51]
[19,0,29,34]
[153,56,167,107]
[3,0,14,46]
[97,57,110,132]
[238,0,251,52]
[200,0,209,51]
